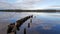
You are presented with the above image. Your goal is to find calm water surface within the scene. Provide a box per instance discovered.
[0,12,60,34]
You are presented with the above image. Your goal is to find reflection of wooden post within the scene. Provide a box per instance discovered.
[24,28,26,34]
[30,18,32,23]
[27,18,32,28]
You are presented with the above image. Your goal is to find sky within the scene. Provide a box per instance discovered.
[0,0,60,10]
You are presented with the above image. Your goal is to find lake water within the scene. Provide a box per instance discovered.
[0,12,60,34]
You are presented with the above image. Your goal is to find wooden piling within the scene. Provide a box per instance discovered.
[28,23,30,28]
[24,28,26,34]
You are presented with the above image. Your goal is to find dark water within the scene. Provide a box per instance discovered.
[0,12,60,34]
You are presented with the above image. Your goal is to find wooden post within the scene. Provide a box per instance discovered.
[24,28,26,34]
[30,18,32,23]
[28,23,30,28]
[28,17,33,28]
[8,32,16,34]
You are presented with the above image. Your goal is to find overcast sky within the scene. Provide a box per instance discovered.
[0,0,60,10]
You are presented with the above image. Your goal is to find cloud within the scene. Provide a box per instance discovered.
[0,0,60,10]
[0,0,41,10]
[15,0,41,4]
[49,5,60,8]
[0,2,14,9]
[9,0,41,9]
[45,5,60,10]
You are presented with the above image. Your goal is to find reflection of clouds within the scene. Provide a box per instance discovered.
[0,12,34,22]
[42,25,52,30]
[48,15,60,17]
[40,23,56,30]
[37,13,60,17]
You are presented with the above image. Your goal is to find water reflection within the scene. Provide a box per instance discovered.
[0,12,60,34]
[33,12,60,34]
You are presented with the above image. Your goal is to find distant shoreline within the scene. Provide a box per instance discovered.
[0,10,60,12]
